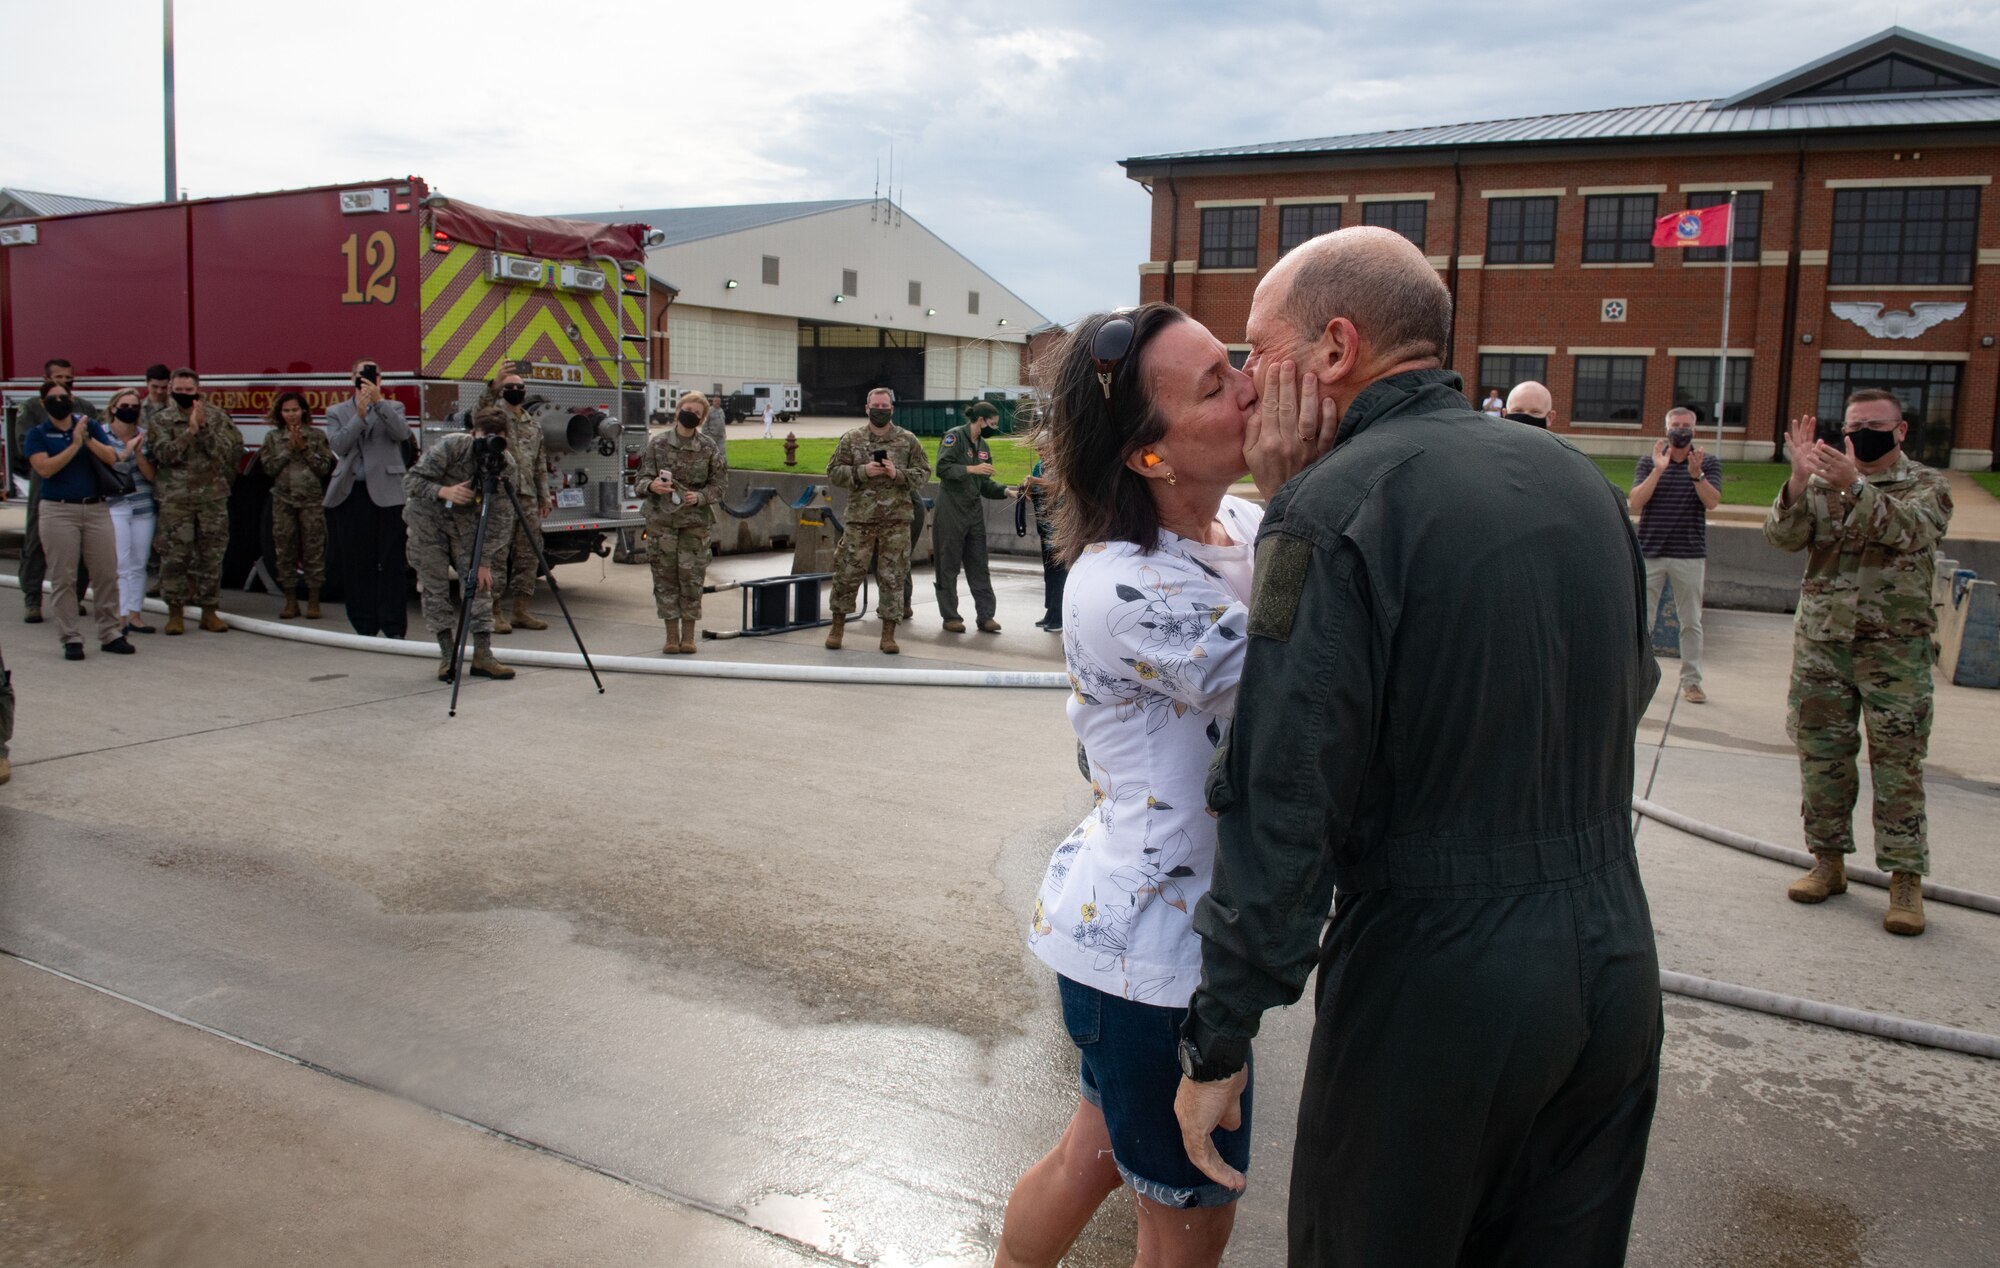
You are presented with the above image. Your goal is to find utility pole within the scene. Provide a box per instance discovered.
[163,0,178,201]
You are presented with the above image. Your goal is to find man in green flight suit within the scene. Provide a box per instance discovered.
[1766,392,1953,935]
[825,387,930,654]
[931,400,1013,633]
[1172,228,1663,1266]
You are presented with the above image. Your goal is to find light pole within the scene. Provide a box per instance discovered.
[163,0,177,201]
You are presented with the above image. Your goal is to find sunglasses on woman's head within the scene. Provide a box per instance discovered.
[1091,315,1138,401]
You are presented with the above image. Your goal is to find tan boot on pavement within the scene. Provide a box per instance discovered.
[978,618,1002,633]
[1884,871,1925,936]
[199,606,228,632]
[279,591,300,620]
[663,621,685,654]
[1787,851,1848,904]
[942,619,966,633]
[825,613,845,650]
[0,755,10,785]
[880,620,900,655]
[1682,683,1707,704]
[164,605,185,636]
[436,633,456,682]
[491,604,512,634]
[306,588,323,620]
[470,633,514,679]
[512,597,548,631]
[679,619,698,654]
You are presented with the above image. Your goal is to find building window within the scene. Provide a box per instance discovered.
[1583,194,1657,263]
[908,281,921,306]
[1478,354,1548,402]
[968,290,980,315]
[1829,186,1979,286]
[1485,197,1557,264]
[1362,200,1426,248]
[1682,191,1763,263]
[1673,357,1750,426]
[1572,355,1648,421]
[1798,55,1982,97]
[1200,206,1260,268]
[1817,359,1960,466]
[1278,203,1341,256]
[1227,349,1250,369]
[762,255,779,285]
[842,269,858,297]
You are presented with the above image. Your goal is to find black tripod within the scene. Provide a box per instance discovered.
[447,449,603,716]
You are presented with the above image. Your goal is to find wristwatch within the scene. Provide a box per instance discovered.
[1177,1035,1240,1083]
[1848,478,1867,499]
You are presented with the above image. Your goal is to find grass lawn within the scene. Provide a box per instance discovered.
[1589,456,1789,507]
[728,435,1041,486]
[1970,471,2000,501]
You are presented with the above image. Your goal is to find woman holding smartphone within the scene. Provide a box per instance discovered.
[104,389,158,635]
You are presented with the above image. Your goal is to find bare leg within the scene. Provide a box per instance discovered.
[1133,1196,1236,1268]
[994,1099,1123,1268]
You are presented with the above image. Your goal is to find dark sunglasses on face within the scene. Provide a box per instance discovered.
[1091,315,1138,401]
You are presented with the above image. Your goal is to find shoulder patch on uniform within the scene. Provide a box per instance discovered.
[1248,534,1312,642]
[942,433,957,446]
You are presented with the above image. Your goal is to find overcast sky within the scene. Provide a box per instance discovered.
[5,1,1993,325]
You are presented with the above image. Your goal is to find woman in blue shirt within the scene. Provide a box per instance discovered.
[23,379,132,659]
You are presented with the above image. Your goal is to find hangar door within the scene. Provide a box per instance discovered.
[798,324,925,415]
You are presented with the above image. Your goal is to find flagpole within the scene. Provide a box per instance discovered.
[1713,190,1736,454]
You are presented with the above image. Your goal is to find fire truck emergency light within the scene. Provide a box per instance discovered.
[489,254,546,285]
[0,225,38,247]
[339,188,391,215]
[558,265,606,293]
[431,230,452,254]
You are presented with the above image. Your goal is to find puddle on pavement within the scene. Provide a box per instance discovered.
[1728,1182,1867,1267]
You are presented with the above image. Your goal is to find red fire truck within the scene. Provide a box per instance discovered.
[1,176,666,584]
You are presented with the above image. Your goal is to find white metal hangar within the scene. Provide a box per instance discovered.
[565,198,1048,414]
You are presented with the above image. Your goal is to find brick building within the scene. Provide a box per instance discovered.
[1121,27,2000,470]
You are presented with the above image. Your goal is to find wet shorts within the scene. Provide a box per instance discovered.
[1058,974,1253,1208]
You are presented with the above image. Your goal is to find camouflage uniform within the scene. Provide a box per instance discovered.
[826,424,930,622]
[637,426,727,620]
[497,404,551,600]
[258,423,335,591]
[402,433,518,637]
[146,401,245,607]
[1764,455,1954,875]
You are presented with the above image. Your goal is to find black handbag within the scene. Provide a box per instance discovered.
[84,446,137,499]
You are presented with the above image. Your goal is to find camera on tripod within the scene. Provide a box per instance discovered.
[469,431,509,467]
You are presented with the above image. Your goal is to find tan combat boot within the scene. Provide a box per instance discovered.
[825,613,845,650]
[1884,871,1925,936]
[199,606,227,633]
[512,597,548,631]
[164,605,185,636]
[663,621,684,654]
[880,620,900,655]
[942,619,966,633]
[279,590,300,620]
[470,633,514,680]
[1787,851,1848,904]
[491,604,512,634]
[0,755,10,785]
[679,618,698,654]
[306,588,323,620]
[436,633,456,682]
[978,618,1002,633]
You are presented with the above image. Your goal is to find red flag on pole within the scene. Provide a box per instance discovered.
[1652,204,1732,248]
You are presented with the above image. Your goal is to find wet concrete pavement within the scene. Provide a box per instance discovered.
[1,554,1997,1264]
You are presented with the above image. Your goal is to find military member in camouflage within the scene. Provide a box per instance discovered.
[931,400,1014,633]
[403,407,518,682]
[825,387,931,654]
[146,369,245,635]
[638,391,727,654]
[1766,390,1954,936]
[481,364,554,636]
[258,392,335,620]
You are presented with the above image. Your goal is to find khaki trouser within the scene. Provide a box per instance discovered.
[1643,556,1706,687]
[39,500,122,647]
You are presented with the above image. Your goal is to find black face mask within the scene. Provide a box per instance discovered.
[1847,427,1899,464]
[502,386,527,406]
[867,408,894,427]
[172,391,197,409]
[676,409,701,429]
[1503,411,1547,428]
[1666,428,1694,450]
[114,405,141,424]
[46,397,73,421]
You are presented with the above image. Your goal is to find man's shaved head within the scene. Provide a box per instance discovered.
[1506,381,1552,416]
[1268,226,1453,365]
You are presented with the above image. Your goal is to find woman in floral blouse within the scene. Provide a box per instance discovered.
[994,303,1334,1267]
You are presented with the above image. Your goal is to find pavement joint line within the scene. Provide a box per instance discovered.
[1633,680,1683,842]
[0,946,864,1268]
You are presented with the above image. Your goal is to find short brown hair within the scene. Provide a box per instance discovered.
[267,391,311,425]
[171,367,199,385]
[1844,388,1904,412]
[965,400,1000,421]
[1030,303,1185,565]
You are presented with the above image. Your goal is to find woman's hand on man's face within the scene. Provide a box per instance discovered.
[1244,357,1339,501]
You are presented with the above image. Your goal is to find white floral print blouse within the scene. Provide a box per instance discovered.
[1029,497,1264,1007]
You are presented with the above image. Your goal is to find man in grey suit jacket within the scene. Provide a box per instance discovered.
[323,359,412,638]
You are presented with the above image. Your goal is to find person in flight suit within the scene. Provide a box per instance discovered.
[931,400,1013,633]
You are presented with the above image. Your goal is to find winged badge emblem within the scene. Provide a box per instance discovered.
[1829,301,1966,340]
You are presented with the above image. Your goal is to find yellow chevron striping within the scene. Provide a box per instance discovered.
[420,242,479,309]
[505,308,600,385]
[442,298,516,381]
[555,291,616,365]
[427,257,509,358]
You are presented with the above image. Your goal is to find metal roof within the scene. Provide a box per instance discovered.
[560,199,878,247]
[0,187,130,216]
[1125,29,2000,167]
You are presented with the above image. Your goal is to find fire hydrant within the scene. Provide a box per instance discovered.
[782,431,799,467]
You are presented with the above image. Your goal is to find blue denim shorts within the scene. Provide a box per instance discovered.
[1057,974,1253,1208]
